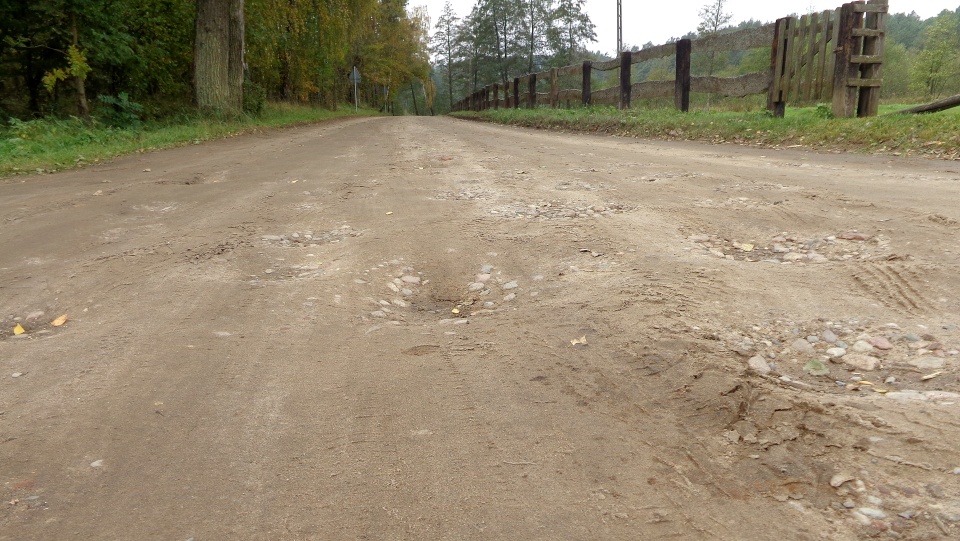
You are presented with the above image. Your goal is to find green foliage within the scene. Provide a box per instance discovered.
[0,104,382,177]
[42,45,92,92]
[243,81,267,115]
[815,103,833,119]
[96,93,144,129]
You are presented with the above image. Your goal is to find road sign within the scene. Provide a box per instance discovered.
[349,67,361,84]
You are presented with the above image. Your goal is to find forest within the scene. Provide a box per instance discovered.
[430,0,960,113]
[0,0,432,124]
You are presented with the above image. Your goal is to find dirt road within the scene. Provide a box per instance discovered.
[2,116,959,540]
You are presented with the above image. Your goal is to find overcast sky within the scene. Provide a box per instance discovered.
[414,0,959,56]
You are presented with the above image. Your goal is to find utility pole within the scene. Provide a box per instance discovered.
[617,0,623,54]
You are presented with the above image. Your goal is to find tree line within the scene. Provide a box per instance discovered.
[0,0,432,123]
[430,0,596,113]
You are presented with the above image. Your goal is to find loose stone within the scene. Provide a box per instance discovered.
[791,339,815,355]
[851,340,875,353]
[748,356,772,375]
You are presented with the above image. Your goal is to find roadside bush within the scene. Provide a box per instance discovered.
[97,93,144,129]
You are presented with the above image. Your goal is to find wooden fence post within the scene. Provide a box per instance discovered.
[494,83,500,110]
[619,51,632,110]
[831,2,861,118]
[528,73,537,109]
[582,61,592,106]
[513,77,520,109]
[550,68,559,108]
[768,17,789,118]
[675,39,691,112]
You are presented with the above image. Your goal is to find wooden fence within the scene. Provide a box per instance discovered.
[453,0,887,118]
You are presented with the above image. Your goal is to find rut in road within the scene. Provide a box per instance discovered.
[2,116,960,540]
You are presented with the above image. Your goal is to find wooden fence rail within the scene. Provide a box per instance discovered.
[453,0,886,118]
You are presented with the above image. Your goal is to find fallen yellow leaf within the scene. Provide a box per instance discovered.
[451,308,460,314]
[740,243,754,252]
[51,314,68,327]
[570,335,588,346]
[13,324,25,335]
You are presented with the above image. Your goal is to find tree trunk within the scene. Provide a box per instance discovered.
[195,0,243,114]
[228,0,245,111]
[71,14,89,119]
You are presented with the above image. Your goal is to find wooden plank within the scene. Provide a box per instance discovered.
[691,23,777,54]
[557,89,583,101]
[801,12,819,102]
[630,42,677,64]
[780,17,796,105]
[592,58,621,71]
[850,55,883,64]
[852,4,888,13]
[769,17,789,115]
[513,77,520,109]
[847,78,882,87]
[814,10,831,99]
[790,14,807,102]
[556,64,581,77]
[852,28,883,37]
[888,93,960,114]
[630,80,675,100]
[690,72,772,97]
[825,8,841,100]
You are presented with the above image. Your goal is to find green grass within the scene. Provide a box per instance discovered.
[454,103,960,159]
[0,103,381,179]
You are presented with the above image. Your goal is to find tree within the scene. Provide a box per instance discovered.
[548,0,596,67]
[696,0,732,109]
[910,10,960,97]
[431,1,460,110]
[194,0,244,114]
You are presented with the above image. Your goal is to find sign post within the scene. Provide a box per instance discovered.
[349,66,361,112]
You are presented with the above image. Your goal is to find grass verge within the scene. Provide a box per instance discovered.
[453,104,960,160]
[0,103,381,179]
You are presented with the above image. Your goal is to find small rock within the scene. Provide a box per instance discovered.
[480,264,493,273]
[868,336,894,350]
[830,473,856,488]
[503,293,517,302]
[838,232,871,241]
[843,354,880,371]
[806,335,819,343]
[843,500,856,509]
[25,310,44,321]
[11,372,23,378]
[903,333,922,342]
[476,273,491,282]
[835,340,848,349]
[791,339,816,355]
[925,484,945,499]
[261,235,282,241]
[264,269,274,274]
[370,311,387,318]
[502,281,518,290]
[907,358,944,370]
[401,289,413,296]
[807,252,829,263]
[859,508,886,519]
[400,275,421,284]
[826,347,847,360]
[851,340,875,353]
[783,252,806,262]
[213,331,231,337]
[387,282,400,293]
[822,330,838,343]
[90,460,104,468]
[468,282,485,292]
[748,356,772,375]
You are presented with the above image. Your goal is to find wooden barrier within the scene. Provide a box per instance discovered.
[453,0,886,118]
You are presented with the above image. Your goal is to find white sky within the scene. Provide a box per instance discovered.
[414,0,959,56]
